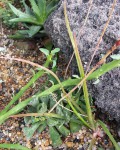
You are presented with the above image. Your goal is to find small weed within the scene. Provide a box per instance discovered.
[0,0,18,28]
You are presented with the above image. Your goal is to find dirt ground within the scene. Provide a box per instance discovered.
[0,21,119,150]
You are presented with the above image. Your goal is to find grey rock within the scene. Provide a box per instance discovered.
[44,0,120,122]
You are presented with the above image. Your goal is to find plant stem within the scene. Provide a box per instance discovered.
[88,137,96,150]
[64,2,95,129]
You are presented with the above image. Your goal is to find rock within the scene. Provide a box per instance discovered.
[44,0,120,122]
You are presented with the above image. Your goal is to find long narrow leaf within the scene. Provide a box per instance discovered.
[22,0,33,15]
[0,59,119,124]
[37,0,46,15]
[9,18,40,25]
[98,120,120,150]
[88,60,120,80]
[29,0,41,18]
[49,126,62,147]
[0,144,31,150]
[23,122,41,139]
[0,54,52,115]
[0,98,31,124]
[64,0,94,129]
[8,3,33,18]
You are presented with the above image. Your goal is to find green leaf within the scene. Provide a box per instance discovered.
[0,143,31,150]
[40,96,49,105]
[8,3,33,18]
[24,116,32,125]
[56,124,70,136]
[98,120,120,150]
[47,0,58,15]
[23,122,41,139]
[93,79,100,85]
[70,122,82,133]
[110,54,120,60]
[37,122,47,133]
[49,126,62,147]
[29,96,39,107]
[37,102,47,113]
[28,26,41,37]
[63,105,72,122]
[29,0,41,18]
[39,48,49,56]
[37,0,46,18]
[88,60,120,80]
[9,17,39,25]
[9,31,28,39]
[22,0,33,15]
[47,118,59,127]
[51,48,60,55]
[52,59,57,68]
[56,106,64,116]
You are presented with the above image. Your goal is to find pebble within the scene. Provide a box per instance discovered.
[66,142,74,147]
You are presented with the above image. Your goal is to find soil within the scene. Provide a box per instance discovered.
[0,21,119,150]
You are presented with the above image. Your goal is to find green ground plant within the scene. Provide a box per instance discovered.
[0,0,120,150]
[0,45,120,149]
[8,0,59,38]
[0,0,17,28]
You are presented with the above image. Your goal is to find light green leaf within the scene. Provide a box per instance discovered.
[28,26,41,37]
[37,122,47,133]
[0,143,31,150]
[22,0,33,15]
[56,106,64,116]
[70,122,82,133]
[52,59,57,68]
[98,120,120,150]
[24,116,32,125]
[23,122,41,139]
[51,48,60,55]
[37,0,46,17]
[47,118,59,127]
[8,3,33,18]
[9,17,39,25]
[93,79,100,85]
[40,96,49,105]
[39,48,49,56]
[29,0,41,18]
[37,102,47,113]
[56,124,70,136]
[88,60,120,80]
[47,0,58,16]
[49,126,62,147]
[72,75,80,79]
[29,96,39,107]
[110,54,120,60]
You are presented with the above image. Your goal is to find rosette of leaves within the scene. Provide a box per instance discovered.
[23,94,84,147]
[8,0,59,38]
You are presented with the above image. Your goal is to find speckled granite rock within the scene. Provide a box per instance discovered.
[44,0,120,122]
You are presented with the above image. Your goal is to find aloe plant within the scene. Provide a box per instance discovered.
[8,0,59,38]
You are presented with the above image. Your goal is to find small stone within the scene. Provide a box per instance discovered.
[17,132,21,135]
[11,138,14,142]
[66,142,73,147]
[44,140,50,146]
[8,133,11,137]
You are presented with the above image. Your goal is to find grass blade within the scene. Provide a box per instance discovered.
[98,120,120,150]
[88,60,120,80]
[0,144,31,150]
[64,0,94,129]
